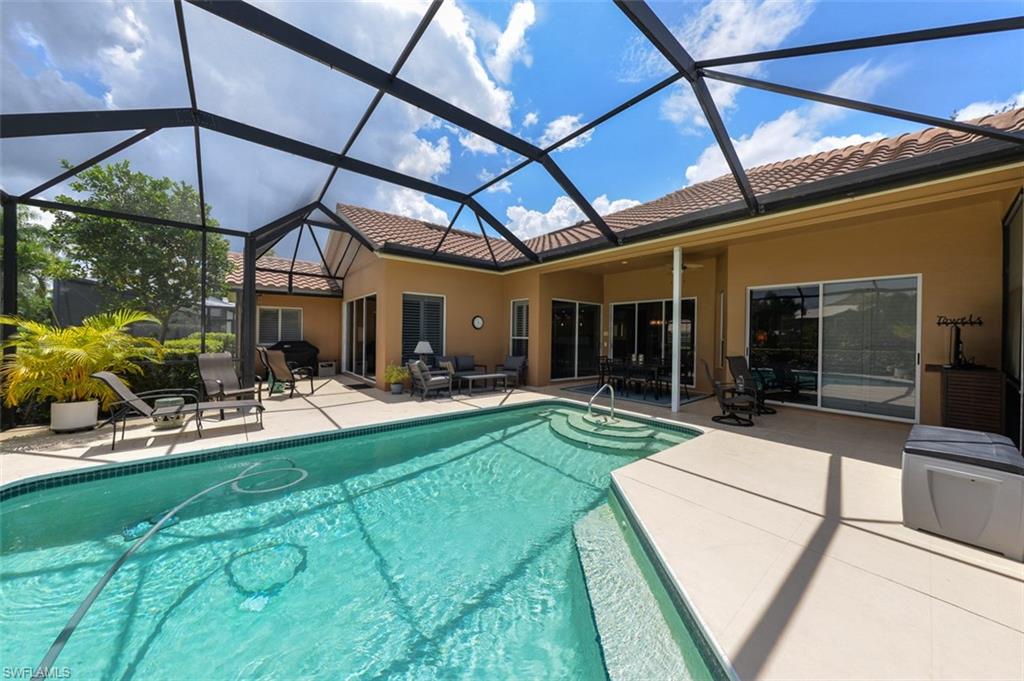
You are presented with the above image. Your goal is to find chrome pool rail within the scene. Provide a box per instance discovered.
[32,459,308,681]
[587,383,615,421]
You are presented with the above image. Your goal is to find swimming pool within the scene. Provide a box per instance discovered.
[1,402,707,679]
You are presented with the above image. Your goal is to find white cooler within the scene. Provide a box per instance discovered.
[901,425,1024,561]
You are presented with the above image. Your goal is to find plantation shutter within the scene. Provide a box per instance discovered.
[258,308,278,345]
[280,308,302,341]
[402,294,444,363]
[511,300,529,358]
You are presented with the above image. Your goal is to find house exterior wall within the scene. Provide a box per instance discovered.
[724,194,1006,424]
[374,259,507,388]
[255,292,343,365]
[325,165,1019,423]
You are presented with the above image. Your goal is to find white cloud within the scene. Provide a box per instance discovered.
[396,136,451,180]
[0,0,537,229]
[538,114,592,150]
[457,132,499,155]
[624,0,813,131]
[522,111,539,127]
[485,0,536,84]
[377,187,450,225]
[506,194,640,239]
[684,62,893,185]
[486,179,512,194]
[953,91,1024,121]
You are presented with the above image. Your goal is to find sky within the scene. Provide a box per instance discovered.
[1,0,1022,260]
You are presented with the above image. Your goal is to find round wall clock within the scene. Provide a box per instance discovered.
[472,315,485,330]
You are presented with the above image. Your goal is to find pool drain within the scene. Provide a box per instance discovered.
[226,542,308,612]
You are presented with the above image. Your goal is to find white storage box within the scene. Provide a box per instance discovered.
[317,361,337,377]
[901,425,1024,561]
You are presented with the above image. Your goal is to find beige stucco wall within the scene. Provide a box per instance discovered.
[255,292,343,364]
[725,194,1007,425]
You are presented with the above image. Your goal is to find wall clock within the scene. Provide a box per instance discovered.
[472,315,484,330]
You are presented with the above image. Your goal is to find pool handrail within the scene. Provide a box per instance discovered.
[587,383,616,421]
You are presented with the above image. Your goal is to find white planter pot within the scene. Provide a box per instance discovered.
[50,399,99,433]
[390,383,404,395]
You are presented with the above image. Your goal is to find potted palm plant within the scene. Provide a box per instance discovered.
[0,310,163,432]
[384,364,409,395]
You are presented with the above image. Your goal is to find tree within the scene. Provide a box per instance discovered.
[50,160,232,341]
[0,205,69,323]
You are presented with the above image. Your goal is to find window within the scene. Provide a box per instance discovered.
[402,293,444,364]
[258,306,302,345]
[510,299,529,358]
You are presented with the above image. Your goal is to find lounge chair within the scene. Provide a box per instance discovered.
[408,360,452,400]
[258,346,314,398]
[726,355,776,415]
[496,356,526,387]
[198,352,262,419]
[92,371,264,450]
[702,360,756,427]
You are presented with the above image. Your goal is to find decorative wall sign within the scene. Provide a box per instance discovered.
[936,314,983,367]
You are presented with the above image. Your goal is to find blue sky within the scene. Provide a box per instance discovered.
[1,0,1022,257]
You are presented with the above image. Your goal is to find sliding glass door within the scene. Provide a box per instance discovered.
[748,276,919,420]
[749,286,820,406]
[820,278,918,419]
[610,299,697,385]
[551,300,601,380]
[346,294,376,378]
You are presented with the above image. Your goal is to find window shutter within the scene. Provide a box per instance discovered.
[402,294,444,363]
[258,308,278,345]
[512,300,528,338]
[280,309,302,340]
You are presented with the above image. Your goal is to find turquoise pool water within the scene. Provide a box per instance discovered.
[1,404,700,679]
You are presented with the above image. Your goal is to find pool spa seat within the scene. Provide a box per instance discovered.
[901,425,1024,561]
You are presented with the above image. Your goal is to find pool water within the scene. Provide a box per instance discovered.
[1,404,699,679]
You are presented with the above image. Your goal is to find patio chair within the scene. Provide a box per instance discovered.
[198,352,262,419]
[258,346,314,398]
[92,371,264,450]
[702,360,756,427]
[496,356,527,387]
[726,355,776,415]
[407,360,452,400]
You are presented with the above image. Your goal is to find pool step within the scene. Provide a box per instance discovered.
[574,505,691,681]
[547,409,692,452]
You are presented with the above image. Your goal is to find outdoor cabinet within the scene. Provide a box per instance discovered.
[941,367,1005,433]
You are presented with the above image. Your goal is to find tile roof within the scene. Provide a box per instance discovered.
[337,107,1024,267]
[226,252,340,294]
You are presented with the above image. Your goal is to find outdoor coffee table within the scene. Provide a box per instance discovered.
[461,372,509,396]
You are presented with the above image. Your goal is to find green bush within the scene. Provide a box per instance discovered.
[163,332,236,357]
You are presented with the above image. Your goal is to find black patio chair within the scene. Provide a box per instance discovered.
[702,360,756,427]
[497,355,527,387]
[92,371,264,450]
[726,355,776,415]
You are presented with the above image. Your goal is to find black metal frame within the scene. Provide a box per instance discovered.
[1,0,1022,424]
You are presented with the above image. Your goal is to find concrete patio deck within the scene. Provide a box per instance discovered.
[2,377,1021,679]
[566,386,1024,680]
